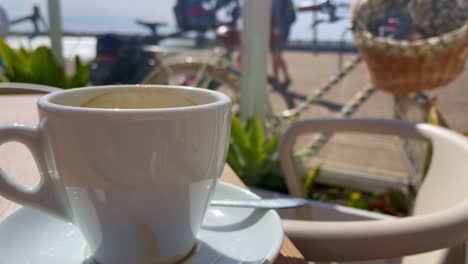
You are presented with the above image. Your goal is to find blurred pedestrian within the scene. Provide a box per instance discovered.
[270,0,296,85]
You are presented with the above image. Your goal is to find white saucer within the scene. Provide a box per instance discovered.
[0,182,283,264]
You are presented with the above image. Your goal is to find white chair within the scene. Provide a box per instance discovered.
[0,82,61,94]
[279,118,468,264]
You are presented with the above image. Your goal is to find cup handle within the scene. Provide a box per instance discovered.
[0,124,69,221]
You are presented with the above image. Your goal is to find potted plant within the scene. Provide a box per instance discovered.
[0,38,90,88]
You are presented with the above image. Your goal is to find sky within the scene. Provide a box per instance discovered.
[1,0,353,42]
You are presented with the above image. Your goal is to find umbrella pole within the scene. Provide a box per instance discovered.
[47,0,63,66]
[240,0,272,120]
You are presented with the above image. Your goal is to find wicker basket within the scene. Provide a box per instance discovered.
[351,0,468,95]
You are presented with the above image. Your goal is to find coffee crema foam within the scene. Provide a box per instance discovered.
[81,89,198,109]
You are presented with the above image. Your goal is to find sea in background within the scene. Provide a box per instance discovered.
[2,0,354,61]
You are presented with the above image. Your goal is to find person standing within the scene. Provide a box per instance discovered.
[270,0,296,85]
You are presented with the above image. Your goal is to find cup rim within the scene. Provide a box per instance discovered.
[38,85,231,114]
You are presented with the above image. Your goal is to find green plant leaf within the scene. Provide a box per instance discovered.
[346,191,369,210]
[30,46,65,87]
[227,116,286,192]
[0,38,26,71]
[0,70,8,82]
[0,41,89,88]
[19,47,30,57]
[230,116,257,183]
[428,102,440,126]
[265,134,279,155]
[65,56,90,88]
[249,116,265,163]
[257,167,287,193]
[18,47,32,64]
[75,55,82,69]
[422,143,433,181]
[386,190,411,215]
[0,38,31,81]
[293,148,314,158]
[304,163,321,196]
[230,116,251,153]
[244,116,253,133]
[226,143,243,173]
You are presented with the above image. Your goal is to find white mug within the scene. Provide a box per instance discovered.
[0,85,231,264]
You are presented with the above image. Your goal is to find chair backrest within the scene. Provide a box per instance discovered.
[413,124,468,215]
[279,119,468,263]
[0,83,61,94]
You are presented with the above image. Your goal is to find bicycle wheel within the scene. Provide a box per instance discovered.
[142,62,240,101]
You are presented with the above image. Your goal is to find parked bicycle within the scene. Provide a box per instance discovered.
[141,24,242,101]
[90,0,242,100]
[7,5,48,39]
[89,21,185,85]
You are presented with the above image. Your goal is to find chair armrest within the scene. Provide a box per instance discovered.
[280,119,468,261]
[284,203,468,261]
[279,118,426,198]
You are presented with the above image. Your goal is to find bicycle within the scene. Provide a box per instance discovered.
[141,1,322,112]
[90,0,243,102]
[7,5,48,39]
[144,0,360,124]
[88,19,187,85]
[89,0,308,114]
[141,25,242,101]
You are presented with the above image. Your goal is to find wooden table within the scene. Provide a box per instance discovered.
[0,94,307,264]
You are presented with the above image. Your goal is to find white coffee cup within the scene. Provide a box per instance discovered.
[0,85,231,264]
